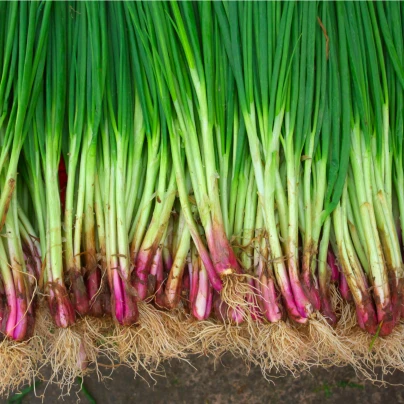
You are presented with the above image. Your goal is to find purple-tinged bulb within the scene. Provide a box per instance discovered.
[86,268,103,317]
[327,250,340,284]
[48,283,76,328]
[69,270,89,316]
[112,270,138,326]
[255,274,283,323]
[339,271,353,302]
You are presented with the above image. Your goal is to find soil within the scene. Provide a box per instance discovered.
[3,355,404,403]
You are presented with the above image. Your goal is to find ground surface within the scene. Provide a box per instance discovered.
[2,355,404,403]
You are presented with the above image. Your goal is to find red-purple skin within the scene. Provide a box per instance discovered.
[339,271,353,302]
[69,270,89,316]
[189,258,213,320]
[86,268,103,317]
[301,270,321,312]
[327,250,340,284]
[133,247,156,302]
[152,250,167,309]
[48,283,76,328]
[320,294,337,327]
[254,257,283,323]
[206,223,240,277]
[212,291,229,322]
[355,299,378,335]
[375,298,395,337]
[111,269,139,326]
[0,280,7,336]
[255,276,283,323]
[193,234,222,292]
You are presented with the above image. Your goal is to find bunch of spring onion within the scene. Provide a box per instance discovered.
[329,2,404,336]
[64,2,109,319]
[212,2,344,325]
[0,2,50,340]
[131,2,254,323]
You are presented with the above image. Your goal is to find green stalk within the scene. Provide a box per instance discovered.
[81,2,107,315]
[124,97,146,227]
[167,2,240,277]
[350,119,391,334]
[0,2,18,128]
[0,2,50,231]
[164,209,191,309]
[39,3,75,328]
[346,194,370,275]
[4,191,32,340]
[299,3,327,313]
[64,1,88,316]
[104,2,138,325]
[216,0,306,322]
[317,217,336,325]
[241,164,258,274]
[333,187,377,334]
[134,2,222,290]
[133,129,177,301]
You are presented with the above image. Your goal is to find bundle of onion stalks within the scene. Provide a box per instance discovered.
[2,0,404,396]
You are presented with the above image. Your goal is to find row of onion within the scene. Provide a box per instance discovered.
[1,1,404,395]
